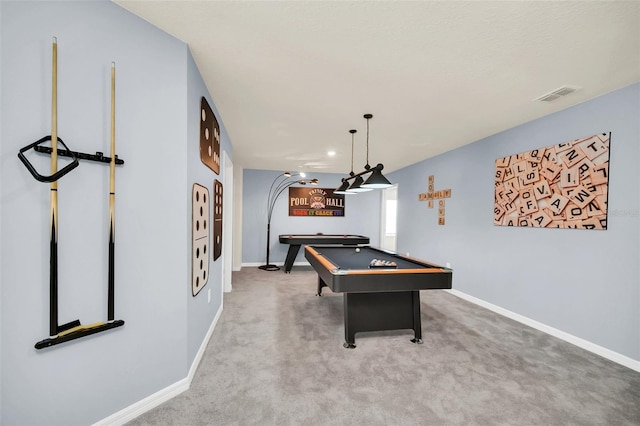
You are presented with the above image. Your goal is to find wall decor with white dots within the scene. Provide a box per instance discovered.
[199,97,220,175]
[192,183,210,296]
[213,180,223,261]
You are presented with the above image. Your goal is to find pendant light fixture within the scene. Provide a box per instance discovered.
[334,113,393,193]
[360,114,393,189]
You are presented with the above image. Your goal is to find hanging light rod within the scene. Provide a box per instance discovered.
[334,129,357,195]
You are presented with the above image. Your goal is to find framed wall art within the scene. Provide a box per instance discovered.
[494,133,610,230]
[200,97,220,175]
[289,187,345,217]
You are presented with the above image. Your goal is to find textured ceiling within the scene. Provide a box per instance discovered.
[115,0,640,174]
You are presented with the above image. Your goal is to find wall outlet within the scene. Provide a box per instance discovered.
[207,288,211,303]
[446,262,451,268]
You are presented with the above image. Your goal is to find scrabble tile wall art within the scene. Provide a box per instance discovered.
[494,133,610,230]
[418,175,451,225]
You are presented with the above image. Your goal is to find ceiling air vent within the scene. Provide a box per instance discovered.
[534,86,581,102]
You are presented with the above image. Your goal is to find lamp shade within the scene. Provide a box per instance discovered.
[346,175,372,193]
[333,180,350,195]
[361,168,393,189]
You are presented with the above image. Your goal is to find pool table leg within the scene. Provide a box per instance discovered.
[283,244,301,273]
[344,317,357,349]
[411,290,423,344]
[316,277,327,296]
[342,291,423,348]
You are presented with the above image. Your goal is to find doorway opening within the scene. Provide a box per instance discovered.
[380,185,397,252]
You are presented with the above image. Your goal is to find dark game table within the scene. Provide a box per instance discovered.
[278,234,369,272]
[304,245,452,348]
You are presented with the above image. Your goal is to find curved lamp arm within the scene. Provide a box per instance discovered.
[267,172,292,207]
[267,172,307,209]
[268,180,306,223]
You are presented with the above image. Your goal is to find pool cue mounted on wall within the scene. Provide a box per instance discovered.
[18,38,125,350]
[48,37,62,340]
[34,60,125,350]
[107,62,118,323]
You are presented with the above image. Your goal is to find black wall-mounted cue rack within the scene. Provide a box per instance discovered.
[19,136,126,350]
[34,144,125,165]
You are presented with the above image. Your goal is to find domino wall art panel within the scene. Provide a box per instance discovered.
[192,183,209,296]
[200,97,220,175]
[213,179,223,261]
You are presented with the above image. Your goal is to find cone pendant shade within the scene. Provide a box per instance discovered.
[361,167,392,188]
[333,180,350,195]
[347,175,372,193]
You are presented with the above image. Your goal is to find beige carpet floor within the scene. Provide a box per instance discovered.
[128,266,640,425]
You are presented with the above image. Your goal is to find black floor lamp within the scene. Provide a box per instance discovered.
[259,172,318,271]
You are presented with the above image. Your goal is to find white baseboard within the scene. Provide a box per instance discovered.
[188,304,223,382]
[241,261,310,268]
[94,378,189,426]
[242,262,275,267]
[446,289,640,373]
[94,304,224,426]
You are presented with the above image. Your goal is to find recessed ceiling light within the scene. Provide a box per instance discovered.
[327,151,336,157]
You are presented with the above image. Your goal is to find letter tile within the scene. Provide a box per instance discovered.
[560,167,580,188]
[568,185,596,209]
[533,179,552,200]
[531,210,552,227]
[560,145,586,168]
[547,193,569,215]
[565,203,587,221]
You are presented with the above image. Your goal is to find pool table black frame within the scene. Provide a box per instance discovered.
[278,234,369,273]
[304,245,452,348]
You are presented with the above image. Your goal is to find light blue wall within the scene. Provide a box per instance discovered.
[186,49,232,364]
[390,83,640,361]
[242,170,382,265]
[0,1,229,424]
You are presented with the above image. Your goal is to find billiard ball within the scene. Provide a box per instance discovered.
[355,248,360,252]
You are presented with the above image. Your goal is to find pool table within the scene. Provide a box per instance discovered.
[304,245,452,348]
[279,234,369,273]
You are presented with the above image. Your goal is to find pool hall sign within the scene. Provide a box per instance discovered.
[289,187,345,217]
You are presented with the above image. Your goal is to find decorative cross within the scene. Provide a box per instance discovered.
[418,175,451,225]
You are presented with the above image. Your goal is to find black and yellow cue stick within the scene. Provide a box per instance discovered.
[45,37,82,340]
[108,62,116,323]
[49,37,61,338]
